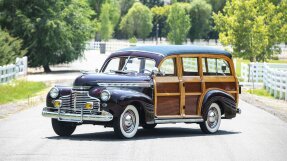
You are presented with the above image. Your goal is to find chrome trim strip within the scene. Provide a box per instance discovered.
[155,118,204,124]
[98,82,151,87]
[42,107,113,122]
[73,86,91,90]
[114,50,165,57]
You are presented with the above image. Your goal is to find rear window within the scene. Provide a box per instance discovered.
[202,58,231,76]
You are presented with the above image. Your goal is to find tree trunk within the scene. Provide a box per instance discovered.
[43,64,52,73]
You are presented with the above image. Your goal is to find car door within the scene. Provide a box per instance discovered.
[154,56,182,118]
[180,56,202,116]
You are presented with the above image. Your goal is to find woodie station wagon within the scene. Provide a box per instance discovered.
[42,45,241,139]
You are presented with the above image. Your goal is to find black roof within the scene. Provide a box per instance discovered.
[118,45,232,58]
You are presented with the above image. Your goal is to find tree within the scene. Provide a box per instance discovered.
[0,0,95,72]
[100,2,113,41]
[189,0,212,41]
[151,5,171,39]
[206,0,226,13]
[167,3,191,44]
[119,0,135,16]
[0,28,26,66]
[213,0,285,62]
[140,0,164,8]
[120,2,153,40]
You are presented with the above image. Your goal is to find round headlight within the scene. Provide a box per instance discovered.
[100,90,110,101]
[49,87,59,98]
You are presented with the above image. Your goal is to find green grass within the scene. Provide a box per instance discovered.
[247,88,273,98]
[0,80,47,104]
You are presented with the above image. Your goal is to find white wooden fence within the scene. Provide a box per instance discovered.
[241,62,287,100]
[0,56,28,83]
[85,39,225,52]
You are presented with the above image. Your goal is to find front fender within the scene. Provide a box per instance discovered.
[46,86,72,107]
[106,87,154,123]
[202,90,237,119]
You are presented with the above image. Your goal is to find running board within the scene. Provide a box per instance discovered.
[155,118,204,124]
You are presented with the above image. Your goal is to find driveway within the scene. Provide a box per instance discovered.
[0,100,286,161]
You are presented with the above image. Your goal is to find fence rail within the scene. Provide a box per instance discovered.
[241,62,287,101]
[0,56,28,83]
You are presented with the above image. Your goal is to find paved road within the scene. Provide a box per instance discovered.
[0,100,287,161]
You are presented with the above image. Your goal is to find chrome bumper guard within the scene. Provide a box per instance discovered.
[42,107,113,123]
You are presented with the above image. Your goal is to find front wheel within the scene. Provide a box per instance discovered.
[113,105,139,139]
[51,119,76,136]
[200,102,221,134]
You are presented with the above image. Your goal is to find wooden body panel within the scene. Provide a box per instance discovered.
[154,54,239,118]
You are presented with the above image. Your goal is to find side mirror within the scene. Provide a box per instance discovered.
[95,68,99,73]
[221,65,226,73]
[151,67,159,77]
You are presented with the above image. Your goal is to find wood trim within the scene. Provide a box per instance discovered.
[156,115,202,119]
[185,92,201,96]
[203,76,235,82]
[157,93,180,96]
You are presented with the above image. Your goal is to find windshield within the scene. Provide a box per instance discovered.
[103,56,156,74]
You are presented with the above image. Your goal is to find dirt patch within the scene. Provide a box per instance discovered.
[240,92,287,122]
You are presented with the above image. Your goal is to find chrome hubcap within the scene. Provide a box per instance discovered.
[122,110,136,133]
[207,107,219,129]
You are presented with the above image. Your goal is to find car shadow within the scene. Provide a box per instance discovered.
[46,127,241,142]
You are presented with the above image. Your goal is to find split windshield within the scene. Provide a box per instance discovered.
[103,56,156,74]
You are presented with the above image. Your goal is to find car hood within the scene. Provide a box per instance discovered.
[73,73,151,87]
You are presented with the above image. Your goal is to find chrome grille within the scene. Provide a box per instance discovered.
[59,90,100,113]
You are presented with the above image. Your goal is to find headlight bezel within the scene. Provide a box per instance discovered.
[49,87,59,99]
[100,90,111,101]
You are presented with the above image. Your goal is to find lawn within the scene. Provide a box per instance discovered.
[0,80,47,105]
[246,88,273,98]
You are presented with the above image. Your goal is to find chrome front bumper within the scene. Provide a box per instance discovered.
[42,107,113,122]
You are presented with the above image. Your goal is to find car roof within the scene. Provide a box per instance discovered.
[117,45,232,58]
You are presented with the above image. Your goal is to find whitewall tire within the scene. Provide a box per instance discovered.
[113,105,139,139]
[200,102,221,134]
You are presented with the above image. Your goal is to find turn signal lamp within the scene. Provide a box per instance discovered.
[85,102,94,109]
[53,100,62,108]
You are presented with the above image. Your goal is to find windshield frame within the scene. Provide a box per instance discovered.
[101,56,156,75]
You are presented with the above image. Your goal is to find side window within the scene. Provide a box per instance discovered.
[182,57,199,76]
[202,58,231,76]
[160,58,177,76]
[217,59,231,75]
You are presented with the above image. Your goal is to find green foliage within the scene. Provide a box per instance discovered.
[213,0,285,62]
[100,2,113,41]
[120,2,153,39]
[0,80,46,104]
[140,0,164,8]
[167,3,191,44]
[0,0,95,71]
[189,0,212,41]
[0,29,26,66]
[119,0,135,15]
[128,36,137,43]
[151,5,171,38]
[206,0,226,12]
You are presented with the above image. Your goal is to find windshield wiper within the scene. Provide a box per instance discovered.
[110,70,128,74]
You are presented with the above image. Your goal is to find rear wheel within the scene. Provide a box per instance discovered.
[51,119,76,136]
[113,105,139,139]
[142,123,157,129]
[200,102,221,134]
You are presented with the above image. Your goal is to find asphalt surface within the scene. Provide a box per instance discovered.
[0,100,287,161]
